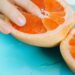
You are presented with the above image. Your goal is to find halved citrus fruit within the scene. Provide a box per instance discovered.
[4,0,75,47]
[60,28,75,72]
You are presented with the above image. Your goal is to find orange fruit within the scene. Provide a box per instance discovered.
[4,0,75,47]
[60,28,75,72]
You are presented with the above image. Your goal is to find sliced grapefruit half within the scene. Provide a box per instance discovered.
[4,0,75,47]
[60,28,75,72]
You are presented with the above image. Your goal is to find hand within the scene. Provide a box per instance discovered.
[0,0,42,34]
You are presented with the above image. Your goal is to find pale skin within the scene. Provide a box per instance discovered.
[0,0,43,34]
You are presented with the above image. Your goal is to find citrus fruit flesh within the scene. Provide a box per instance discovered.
[11,0,65,34]
[70,47,75,59]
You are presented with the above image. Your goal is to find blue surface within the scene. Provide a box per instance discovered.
[0,6,75,75]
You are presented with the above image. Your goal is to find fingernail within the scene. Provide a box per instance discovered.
[17,16,26,26]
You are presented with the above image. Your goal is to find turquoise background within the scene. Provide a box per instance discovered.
[0,6,75,75]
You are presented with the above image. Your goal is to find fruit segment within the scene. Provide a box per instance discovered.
[70,47,75,59]
[42,18,58,30]
[32,0,44,9]
[49,14,65,24]
[69,37,75,46]
[44,0,64,12]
